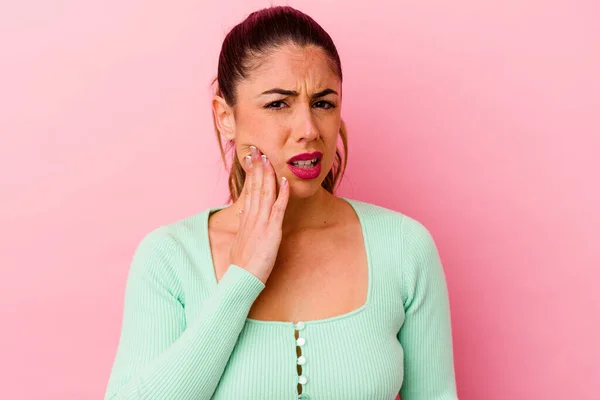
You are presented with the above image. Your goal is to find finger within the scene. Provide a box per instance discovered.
[270,176,290,226]
[240,155,253,228]
[259,154,276,221]
[248,146,263,218]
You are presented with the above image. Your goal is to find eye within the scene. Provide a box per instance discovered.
[265,100,288,110]
[313,100,336,109]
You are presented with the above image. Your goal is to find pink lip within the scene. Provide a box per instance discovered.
[287,160,322,179]
[286,152,323,180]
[287,151,323,163]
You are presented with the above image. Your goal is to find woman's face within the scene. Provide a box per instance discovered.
[222,44,342,198]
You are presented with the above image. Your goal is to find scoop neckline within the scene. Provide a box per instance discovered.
[202,197,373,327]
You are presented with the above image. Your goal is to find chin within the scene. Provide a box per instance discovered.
[282,156,334,198]
[286,171,331,200]
[287,182,323,199]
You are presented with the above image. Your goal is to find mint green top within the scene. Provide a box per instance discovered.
[104,198,458,400]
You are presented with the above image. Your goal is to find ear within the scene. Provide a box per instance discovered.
[212,95,236,141]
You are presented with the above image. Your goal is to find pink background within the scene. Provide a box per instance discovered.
[1,0,599,399]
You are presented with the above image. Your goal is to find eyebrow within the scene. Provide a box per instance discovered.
[259,88,338,99]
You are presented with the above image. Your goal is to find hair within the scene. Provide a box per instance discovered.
[211,5,349,203]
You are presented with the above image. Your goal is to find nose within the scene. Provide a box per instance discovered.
[294,107,320,142]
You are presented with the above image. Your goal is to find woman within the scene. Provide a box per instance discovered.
[104,6,459,400]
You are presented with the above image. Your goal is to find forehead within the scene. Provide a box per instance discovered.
[242,44,341,93]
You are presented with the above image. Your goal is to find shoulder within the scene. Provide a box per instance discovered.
[343,197,435,244]
[345,198,446,302]
[344,197,441,276]
[135,205,222,251]
[129,206,219,271]
[125,207,219,295]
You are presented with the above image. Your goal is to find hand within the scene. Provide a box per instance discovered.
[229,146,290,284]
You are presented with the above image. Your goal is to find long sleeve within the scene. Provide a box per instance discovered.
[398,218,459,400]
[104,227,265,400]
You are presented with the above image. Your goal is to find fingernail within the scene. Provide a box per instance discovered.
[261,154,267,165]
[250,146,257,157]
[281,176,287,186]
[245,155,252,168]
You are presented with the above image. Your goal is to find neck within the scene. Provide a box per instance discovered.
[281,187,337,236]
[232,186,337,237]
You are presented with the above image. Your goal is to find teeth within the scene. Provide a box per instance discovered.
[291,158,318,167]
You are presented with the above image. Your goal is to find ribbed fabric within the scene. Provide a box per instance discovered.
[104,198,459,400]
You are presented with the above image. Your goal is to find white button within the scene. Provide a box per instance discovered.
[296,337,306,346]
[297,355,306,365]
[295,321,305,331]
[298,375,307,385]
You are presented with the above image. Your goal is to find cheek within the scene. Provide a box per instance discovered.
[322,123,341,165]
[235,123,288,165]
[237,110,288,141]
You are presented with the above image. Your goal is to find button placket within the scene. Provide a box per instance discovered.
[294,321,308,397]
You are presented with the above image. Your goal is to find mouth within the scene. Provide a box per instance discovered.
[288,157,320,169]
[286,152,323,180]
[286,151,323,166]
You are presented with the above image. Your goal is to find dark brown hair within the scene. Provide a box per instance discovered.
[212,6,349,203]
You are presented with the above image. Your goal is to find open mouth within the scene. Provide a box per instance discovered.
[288,157,320,169]
[287,156,322,179]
